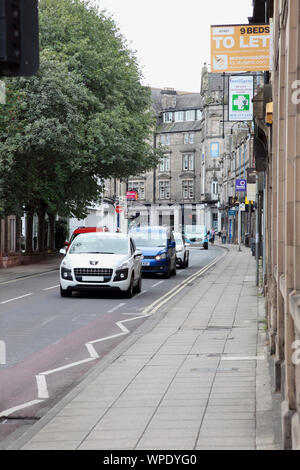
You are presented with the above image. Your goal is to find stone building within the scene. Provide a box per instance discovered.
[126,87,205,232]
[250,0,300,450]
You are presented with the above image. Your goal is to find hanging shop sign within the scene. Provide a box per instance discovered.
[235,178,247,192]
[229,76,254,121]
[210,24,271,73]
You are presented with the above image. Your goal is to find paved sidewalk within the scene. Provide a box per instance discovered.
[11,246,279,450]
[0,255,60,284]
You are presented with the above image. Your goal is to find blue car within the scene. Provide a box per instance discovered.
[129,226,177,278]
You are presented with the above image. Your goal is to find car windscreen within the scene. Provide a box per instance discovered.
[185,225,206,236]
[69,235,129,255]
[173,234,183,246]
[130,231,168,248]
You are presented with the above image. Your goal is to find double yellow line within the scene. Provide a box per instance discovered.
[142,251,227,315]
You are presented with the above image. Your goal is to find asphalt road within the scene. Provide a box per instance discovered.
[0,245,224,445]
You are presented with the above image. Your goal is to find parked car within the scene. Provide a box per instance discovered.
[59,232,142,298]
[173,231,189,268]
[129,226,176,278]
[64,226,109,251]
[184,225,208,249]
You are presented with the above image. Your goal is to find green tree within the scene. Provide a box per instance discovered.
[0,0,161,251]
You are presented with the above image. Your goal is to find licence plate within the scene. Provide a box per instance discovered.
[82,276,104,282]
[142,261,150,266]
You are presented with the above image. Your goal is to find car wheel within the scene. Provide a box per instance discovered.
[135,276,142,293]
[171,262,177,276]
[60,285,72,297]
[163,264,171,279]
[125,275,134,298]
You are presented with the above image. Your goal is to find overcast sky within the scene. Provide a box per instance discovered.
[95,0,253,93]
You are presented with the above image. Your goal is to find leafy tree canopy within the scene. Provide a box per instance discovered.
[0,0,160,218]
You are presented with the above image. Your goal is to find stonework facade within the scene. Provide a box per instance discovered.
[264,0,300,450]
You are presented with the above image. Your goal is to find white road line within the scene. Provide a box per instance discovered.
[151,281,165,288]
[43,285,59,291]
[1,293,33,304]
[0,400,43,418]
[36,375,49,399]
[0,252,226,418]
[135,290,148,298]
[107,302,126,313]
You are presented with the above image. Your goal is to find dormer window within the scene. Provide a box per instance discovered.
[163,112,173,123]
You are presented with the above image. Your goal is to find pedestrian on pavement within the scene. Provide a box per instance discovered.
[218,231,222,241]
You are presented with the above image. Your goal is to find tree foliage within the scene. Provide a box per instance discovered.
[0,0,160,220]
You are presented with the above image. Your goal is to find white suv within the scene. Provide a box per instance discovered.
[59,232,142,298]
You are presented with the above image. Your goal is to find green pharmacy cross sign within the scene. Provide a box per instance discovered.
[229,76,253,121]
[232,94,250,111]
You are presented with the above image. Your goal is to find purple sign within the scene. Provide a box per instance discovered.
[235,179,247,192]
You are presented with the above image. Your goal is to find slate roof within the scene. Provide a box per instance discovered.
[151,88,203,112]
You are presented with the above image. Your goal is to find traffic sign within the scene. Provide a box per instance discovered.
[115,206,123,214]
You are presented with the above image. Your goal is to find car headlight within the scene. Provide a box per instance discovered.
[155,253,167,260]
[61,267,73,281]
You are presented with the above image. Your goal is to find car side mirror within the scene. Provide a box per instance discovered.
[134,249,142,258]
[59,248,66,256]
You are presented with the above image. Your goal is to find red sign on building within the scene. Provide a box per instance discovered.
[126,191,138,200]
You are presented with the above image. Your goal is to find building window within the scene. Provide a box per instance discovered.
[196,109,203,120]
[182,154,194,171]
[128,181,145,199]
[163,112,173,123]
[160,134,170,146]
[185,110,195,121]
[182,180,194,199]
[159,154,170,172]
[183,133,194,144]
[174,111,184,122]
[159,181,170,200]
[212,181,219,195]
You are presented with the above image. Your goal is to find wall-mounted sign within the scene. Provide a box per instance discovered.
[210,142,219,158]
[229,76,254,121]
[211,24,271,73]
[126,191,138,200]
[235,179,247,192]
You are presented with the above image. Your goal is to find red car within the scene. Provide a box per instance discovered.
[64,226,109,250]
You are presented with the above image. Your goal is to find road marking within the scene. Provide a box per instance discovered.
[0,251,226,418]
[40,314,60,328]
[151,281,165,288]
[135,290,148,298]
[36,375,49,399]
[1,293,33,304]
[107,303,126,313]
[43,285,59,291]
[0,400,43,418]
[143,252,227,315]
[0,270,59,286]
